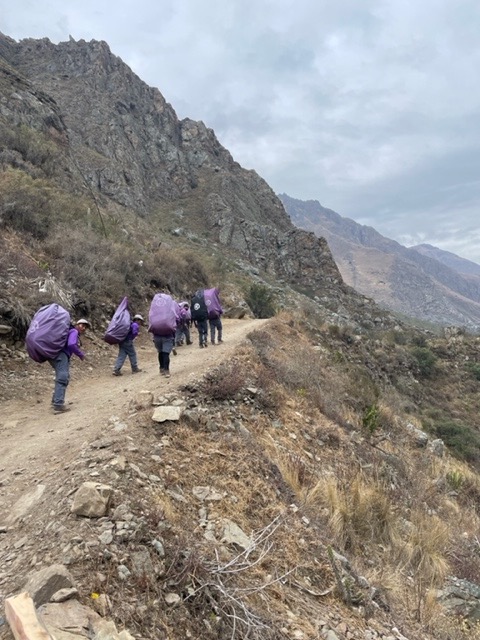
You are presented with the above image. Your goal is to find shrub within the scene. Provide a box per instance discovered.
[466,362,480,381]
[0,169,56,239]
[0,123,60,175]
[43,226,210,311]
[0,168,92,240]
[200,362,245,401]
[362,403,380,437]
[396,511,449,611]
[245,283,276,318]
[446,470,465,490]
[434,420,480,463]
[327,323,354,343]
[411,346,437,378]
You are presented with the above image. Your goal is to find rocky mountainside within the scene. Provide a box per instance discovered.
[280,194,480,329]
[0,33,354,311]
[412,243,480,278]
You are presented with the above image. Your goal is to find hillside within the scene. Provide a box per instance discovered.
[412,244,480,278]
[280,194,480,329]
[0,32,352,333]
[3,32,480,640]
[3,307,480,639]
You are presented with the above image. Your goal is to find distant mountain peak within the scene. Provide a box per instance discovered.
[280,193,480,328]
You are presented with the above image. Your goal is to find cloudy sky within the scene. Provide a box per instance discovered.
[4,1,480,262]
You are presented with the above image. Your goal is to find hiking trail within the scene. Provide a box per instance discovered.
[0,318,266,518]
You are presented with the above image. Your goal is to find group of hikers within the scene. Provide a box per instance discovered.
[25,288,223,414]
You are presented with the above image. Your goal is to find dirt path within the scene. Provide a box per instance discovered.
[0,318,266,518]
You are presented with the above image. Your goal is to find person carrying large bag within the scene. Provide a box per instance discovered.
[190,289,209,348]
[204,287,224,345]
[104,297,144,376]
[148,293,179,378]
[26,303,90,413]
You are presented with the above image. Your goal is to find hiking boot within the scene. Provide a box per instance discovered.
[218,339,223,343]
[211,340,215,345]
[199,343,204,349]
[113,370,123,376]
[53,405,71,414]
[172,348,177,356]
[186,341,193,345]
[132,368,142,374]
[164,371,171,378]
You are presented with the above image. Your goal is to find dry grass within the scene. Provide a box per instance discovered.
[307,473,396,553]
[395,510,450,620]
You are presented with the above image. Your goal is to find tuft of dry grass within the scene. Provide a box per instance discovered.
[395,510,450,611]
[308,474,396,553]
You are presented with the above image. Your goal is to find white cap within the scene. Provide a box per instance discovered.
[133,314,144,321]
[76,318,91,327]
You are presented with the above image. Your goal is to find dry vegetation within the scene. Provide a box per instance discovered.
[51,310,480,639]
[4,121,480,638]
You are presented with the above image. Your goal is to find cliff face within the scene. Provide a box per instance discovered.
[0,33,348,301]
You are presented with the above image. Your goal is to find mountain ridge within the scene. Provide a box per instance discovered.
[279,193,480,329]
[0,33,368,319]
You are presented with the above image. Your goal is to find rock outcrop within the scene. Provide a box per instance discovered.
[0,33,350,304]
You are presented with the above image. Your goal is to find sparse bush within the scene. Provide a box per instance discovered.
[245,283,276,318]
[200,362,245,401]
[0,167,96,240]
[327,323,354,344]
[411,346,437,378]
[0,169,70,239]
[412,334,428,347]
[434,420,480,463]
[466,362,480,381]
[0,123,60,175]
[42,225,210,311]
[362,403,380,437]
[392,330,407,345]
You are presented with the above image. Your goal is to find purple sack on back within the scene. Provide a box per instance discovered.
[179,302,191,322]
[148,293,179,335]
[204,288,223,319]
[26,303,71,363]
[104,297,131,345]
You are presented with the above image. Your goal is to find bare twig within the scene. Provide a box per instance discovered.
[182,515,291,639]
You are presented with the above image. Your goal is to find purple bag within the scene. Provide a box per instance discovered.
[179,302,191,322]
[104,297,131,345]
[148,293,179,335]
[26,303,71,363]
[204,288,223,319]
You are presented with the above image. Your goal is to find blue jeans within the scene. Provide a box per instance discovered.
[48,351,70,407]
[114,339,138,372]
[209,317,222,343]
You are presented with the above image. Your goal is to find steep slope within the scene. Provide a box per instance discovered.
[280,193,480,328]
[3,308,480,640]
[0,33,352,309]
[412,243,480,278]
